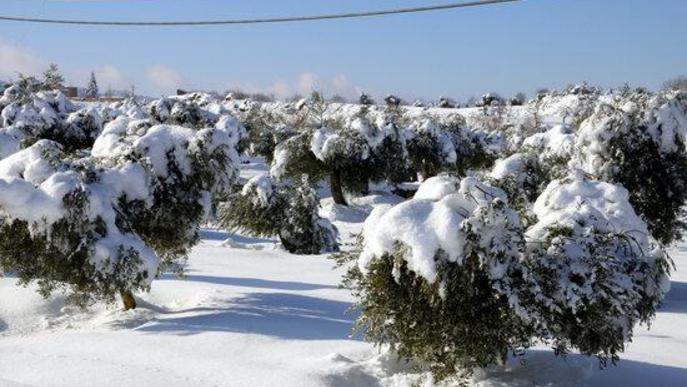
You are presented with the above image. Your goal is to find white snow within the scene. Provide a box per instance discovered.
[92,116,148,158]
[489,153,526,180]
[358,177,508,283]
[412,175,460,201]
[521,124,575,159]
[241,174,274,206]
[528,173,652,247]
[0,141,70,225]
[133,124,196,177]
[310,127,340,161]
[646,92,687,153]
[0,140,61,184]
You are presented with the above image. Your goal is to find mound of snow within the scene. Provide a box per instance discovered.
[413,175,460,201]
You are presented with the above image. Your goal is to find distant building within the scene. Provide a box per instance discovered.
[61,87,78,98]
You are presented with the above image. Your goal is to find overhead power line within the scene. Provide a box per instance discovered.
[0,0,520,27]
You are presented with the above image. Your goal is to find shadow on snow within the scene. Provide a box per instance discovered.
[159,273,339,292]
[184,275,339,291]
[198,229,275,244]
[478,349,687,387]
[588,356,687,386]
[658,281,687,313]
[135,292,361,341]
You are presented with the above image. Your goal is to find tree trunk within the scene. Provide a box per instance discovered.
[120,289,137,310]
[330,170,347,206]
[420,163,436,182]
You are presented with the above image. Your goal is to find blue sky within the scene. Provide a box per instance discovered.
[0,0,685,100]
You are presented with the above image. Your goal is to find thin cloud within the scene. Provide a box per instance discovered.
[0,38,45,79]
[225,72,362,100]
[332,74,348,93]
[97,65,129,90]
[146,65,185,92]
[296,73,320,95]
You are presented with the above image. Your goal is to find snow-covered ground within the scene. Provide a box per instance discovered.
[1,192,687,386]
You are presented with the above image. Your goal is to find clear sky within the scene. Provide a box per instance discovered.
[0,0,685,101]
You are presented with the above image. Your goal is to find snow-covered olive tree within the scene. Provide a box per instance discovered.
[338,177,532,380]
[573,90,687,244]
[271,109,406,205]
[0,109,241,309]
[240,104,294,162]
[218,174,338,254]
[404,114,497,181]
[517,175,670,364]
[0,82,98,154]
[148,96,218,129]
[405,118,457,181]
[0,140,159,309]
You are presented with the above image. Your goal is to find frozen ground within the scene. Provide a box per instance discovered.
[1,162,687,386]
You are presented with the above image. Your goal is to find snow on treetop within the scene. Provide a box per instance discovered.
[215,114,247,148]
[0,139,62,184]
[310,126,341,162]
[0,169,76,227]
[310,125,372,163]
[354,116,393,149]
[413,175,460,201]
[241,174,274,207]
[0,139,158,278]
[358,176,511,283]
[527,173,653,250]
[574,91,687,177]
[92,116,149,158]
[646,91,687,153]
[133,124,196,177]
[490,153,527,181]
[98,162,152,203]
[407,118,458,164]
[521,124,575,159]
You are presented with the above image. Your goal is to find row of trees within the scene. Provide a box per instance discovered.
[0,81,348,308]
[239,92,499,206]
